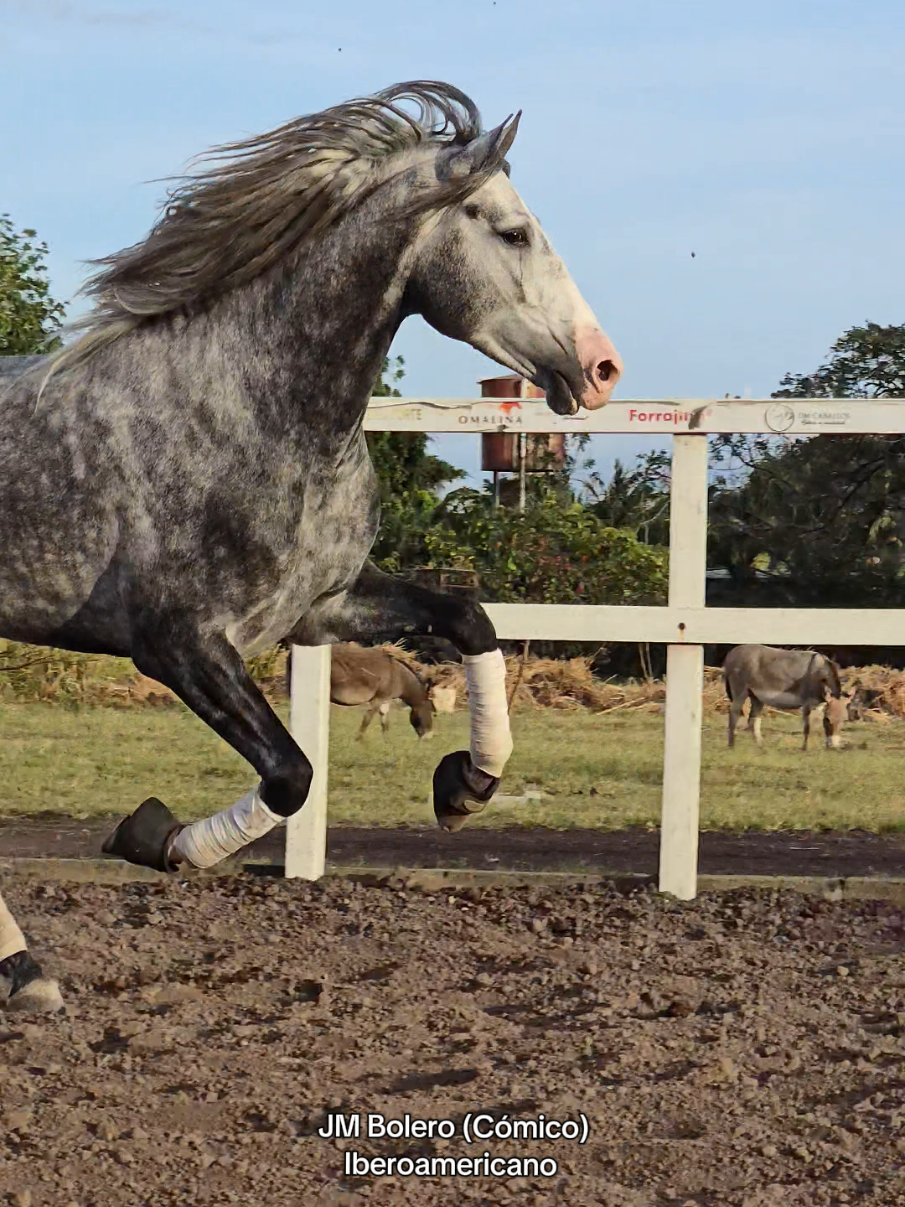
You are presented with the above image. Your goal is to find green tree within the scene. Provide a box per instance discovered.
[423,485,667,606]
[581,451,671,546]
[708,322,905,605]
[364,361,668,612]
[772,322,905,399]
[0,215,65,355]
[366,356,463,570]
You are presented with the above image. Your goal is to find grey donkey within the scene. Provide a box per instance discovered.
[723,644,849,751]
[286,644,436,740]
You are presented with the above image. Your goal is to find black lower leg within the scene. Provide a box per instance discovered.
[104,617,312,871]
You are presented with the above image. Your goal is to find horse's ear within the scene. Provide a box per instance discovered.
[439,112,521,181]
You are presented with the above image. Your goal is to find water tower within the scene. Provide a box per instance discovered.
[478,374,565,509]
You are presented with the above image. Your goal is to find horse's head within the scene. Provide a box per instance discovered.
[46,82,621,419]
[405,115,622,415]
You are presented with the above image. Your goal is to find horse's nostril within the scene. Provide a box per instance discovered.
[597,359,617,384]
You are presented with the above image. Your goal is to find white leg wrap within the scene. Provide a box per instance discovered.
[463,650,514,778]
[172,786,283,870]
[0,893,27,964]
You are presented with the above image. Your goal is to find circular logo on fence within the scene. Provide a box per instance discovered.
[765,403,795,433]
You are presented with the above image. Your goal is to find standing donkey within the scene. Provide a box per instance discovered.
[286,644,436,739]
[723,644,849,751]
[0,80,622,1012]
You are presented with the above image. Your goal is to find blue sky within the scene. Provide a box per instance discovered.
[5,0,904,485]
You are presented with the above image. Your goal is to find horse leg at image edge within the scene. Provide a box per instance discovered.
[0,891,64,1014]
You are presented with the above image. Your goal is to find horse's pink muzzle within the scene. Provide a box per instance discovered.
[576,326,623,410]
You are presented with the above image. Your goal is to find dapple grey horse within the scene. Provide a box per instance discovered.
[0,81,622,1011]
[723,644,848,751]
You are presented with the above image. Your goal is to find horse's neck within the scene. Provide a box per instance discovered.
[218,210,415,442]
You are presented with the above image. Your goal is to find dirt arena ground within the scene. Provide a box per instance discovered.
[2,873,905,1207]
[3,817,905,878]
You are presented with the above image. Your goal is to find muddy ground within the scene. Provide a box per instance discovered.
[2,874,905,1206]
[2,818,905,877]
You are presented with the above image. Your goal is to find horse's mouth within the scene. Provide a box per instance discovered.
[539,371,578,416]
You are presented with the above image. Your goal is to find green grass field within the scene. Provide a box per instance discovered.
[1,699,904,832]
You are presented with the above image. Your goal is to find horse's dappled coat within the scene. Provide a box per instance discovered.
[0,80,622,1011]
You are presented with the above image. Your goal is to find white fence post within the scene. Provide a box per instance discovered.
[285,644,331,880]
[658,434,709,900]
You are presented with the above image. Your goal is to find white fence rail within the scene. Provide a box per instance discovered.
[288,397,905,898]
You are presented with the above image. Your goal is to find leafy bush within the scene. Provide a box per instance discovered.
[424,489,668,605]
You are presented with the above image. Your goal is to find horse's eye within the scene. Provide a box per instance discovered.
[500,228,529,248]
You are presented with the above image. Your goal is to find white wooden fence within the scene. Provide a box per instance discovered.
[288,395,905,898]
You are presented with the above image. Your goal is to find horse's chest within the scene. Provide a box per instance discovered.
[291,468,378,574]
[228,465,377,653]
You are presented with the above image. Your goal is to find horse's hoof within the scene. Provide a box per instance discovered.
[102,797,183,872]
[433,750,499,832]
[6,978,65,1015]
[1,951,64,1015]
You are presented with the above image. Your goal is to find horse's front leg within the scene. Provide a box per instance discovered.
[288,563,512,831]
[0,892,64,1014]
[103,618,313,873]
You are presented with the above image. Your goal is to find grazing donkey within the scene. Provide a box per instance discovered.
[723,644,848,751]
[286,644,436,739]
[0,80,622,1011]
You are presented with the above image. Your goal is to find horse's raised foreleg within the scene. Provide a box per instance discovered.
[288,563,512,831]
[102,622,312,873]
[0,891,63,1014]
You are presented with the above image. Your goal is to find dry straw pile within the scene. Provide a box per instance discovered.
[0,638,901,718]
[840,664,905,722]
[418,654,735,716]
[0,641,288,709]
[383,649,902,720]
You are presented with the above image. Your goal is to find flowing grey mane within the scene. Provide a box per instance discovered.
[48,80,500,378]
